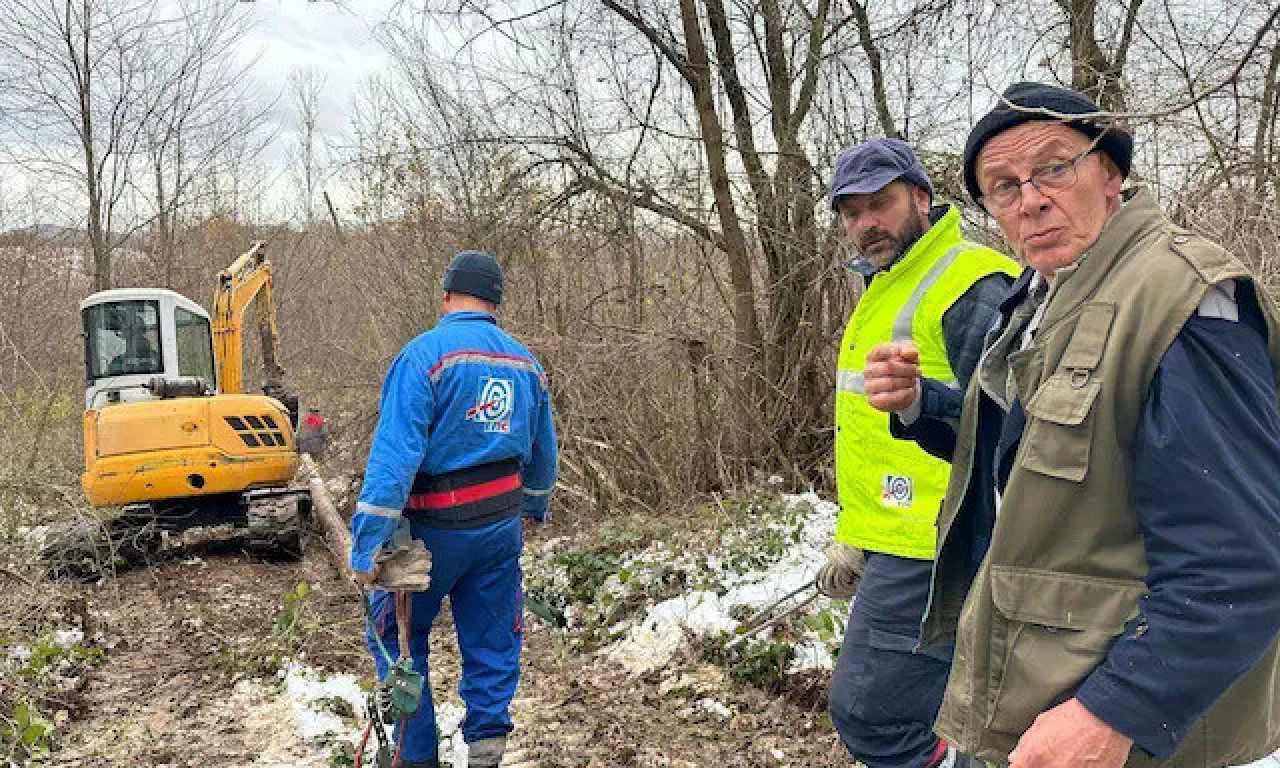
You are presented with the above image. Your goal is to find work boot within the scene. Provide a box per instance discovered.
[468,735,507,768]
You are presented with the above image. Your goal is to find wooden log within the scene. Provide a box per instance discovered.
[299,454,356,585]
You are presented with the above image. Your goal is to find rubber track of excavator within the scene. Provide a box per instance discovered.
[244,487,309,557]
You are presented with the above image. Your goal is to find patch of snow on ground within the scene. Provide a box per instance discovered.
[603,613,688,675]
[282,663,367,746]
[649,591,737,635]
[787,637,835,674]
[14,525,49,547]
[603,493,839,675]
[435,701,469,767]
[7,645,31,665]
[694,698,732,719]
[52,628,84,648]
[237,677,327,767]
[605,591,739,673]
[245,665,493,768]
[721,492,835,602]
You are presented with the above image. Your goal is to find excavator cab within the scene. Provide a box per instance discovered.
[81,289,215,408]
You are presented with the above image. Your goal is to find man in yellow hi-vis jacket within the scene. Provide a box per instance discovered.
[820,139,1017,768]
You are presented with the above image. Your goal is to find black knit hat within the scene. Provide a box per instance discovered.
[963,82,1133,208]
[443,250,504,305]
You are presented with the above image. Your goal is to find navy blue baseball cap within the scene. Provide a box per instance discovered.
[829,138,934,211]
[443,250,504,304]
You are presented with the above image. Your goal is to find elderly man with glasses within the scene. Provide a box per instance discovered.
[863,82,1280,768]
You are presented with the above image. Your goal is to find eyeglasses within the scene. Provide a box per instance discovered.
[979,149,1097,212]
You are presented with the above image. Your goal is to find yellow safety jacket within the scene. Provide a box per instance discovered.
[834,206,1018,560]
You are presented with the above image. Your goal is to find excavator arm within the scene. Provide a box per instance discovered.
[211,242,297,422]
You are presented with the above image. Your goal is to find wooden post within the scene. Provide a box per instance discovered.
[299,454,356,585]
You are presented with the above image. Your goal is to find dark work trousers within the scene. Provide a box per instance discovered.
[829,552,954,768]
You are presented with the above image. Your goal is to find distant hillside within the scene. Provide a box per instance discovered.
[0,225,146,249]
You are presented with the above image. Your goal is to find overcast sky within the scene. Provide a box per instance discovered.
[238,0,397,146]
[0,0,403,228]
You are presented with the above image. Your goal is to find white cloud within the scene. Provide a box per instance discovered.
[237,0,399,141]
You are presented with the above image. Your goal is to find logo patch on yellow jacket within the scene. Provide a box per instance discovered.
[881,475,913,507]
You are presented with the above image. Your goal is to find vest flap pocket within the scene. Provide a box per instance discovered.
[984,567,1145,736]
[989,566,1144,633]
[1059,302,1115,371]
[1024,375,1101,426]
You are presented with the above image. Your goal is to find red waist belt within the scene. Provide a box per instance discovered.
[406,472,521,510]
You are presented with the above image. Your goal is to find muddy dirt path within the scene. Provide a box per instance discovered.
[46,543,851,767]
[46,551,360,766]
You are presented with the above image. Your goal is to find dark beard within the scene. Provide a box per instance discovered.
[863,209,929,269]
[891,210,929,262]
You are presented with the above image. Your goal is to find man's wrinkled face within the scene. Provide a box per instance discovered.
[836,181,931,269]
[974,122,1123,277]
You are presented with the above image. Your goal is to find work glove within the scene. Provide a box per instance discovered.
[815,542,864,599]
[371,525,432,592]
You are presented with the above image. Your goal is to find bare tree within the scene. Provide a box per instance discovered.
[334,0,1280,500]
[0,0,258,290]
[846,0,901,139]
[144,3,269,288]
[442,0,855,462]
[290,67,329,228]
[1053,0,1144,111]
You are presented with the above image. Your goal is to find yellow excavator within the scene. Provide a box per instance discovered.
[68,242,308,571]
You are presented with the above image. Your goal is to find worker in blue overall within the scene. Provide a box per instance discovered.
[351,249,558,768]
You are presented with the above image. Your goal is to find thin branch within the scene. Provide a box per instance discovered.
[990,2,1280,124]
[601,0,696,85]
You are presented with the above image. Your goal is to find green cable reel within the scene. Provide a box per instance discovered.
[363,588,425,723]
[380,658,424,722]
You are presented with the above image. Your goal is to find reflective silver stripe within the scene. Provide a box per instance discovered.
[836,370,865,394]
[891,245,975,343]
[356,502,400,519]
[428,351,540,384]
[522,485,554,496]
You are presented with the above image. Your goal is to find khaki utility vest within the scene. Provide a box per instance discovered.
[923,189,1280,767]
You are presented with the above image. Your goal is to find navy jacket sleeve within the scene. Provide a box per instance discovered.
[941,273,1011,386]
[891,378,964,462]
[1075,301,1280,757]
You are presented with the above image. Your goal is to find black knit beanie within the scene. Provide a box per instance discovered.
[442,250,504,305]
[963,82,1133,208]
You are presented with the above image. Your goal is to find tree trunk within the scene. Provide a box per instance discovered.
[677,0,765,453]
[848,0,901,139]
[1056,0,1140,112]
[1255,37,1280,197]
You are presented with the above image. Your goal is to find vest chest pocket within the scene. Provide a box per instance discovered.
[1019,301,1113,483]
[1020,375,1101,482]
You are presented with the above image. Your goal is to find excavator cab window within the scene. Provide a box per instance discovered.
[175,306,216,389]
[83,300,163,380]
